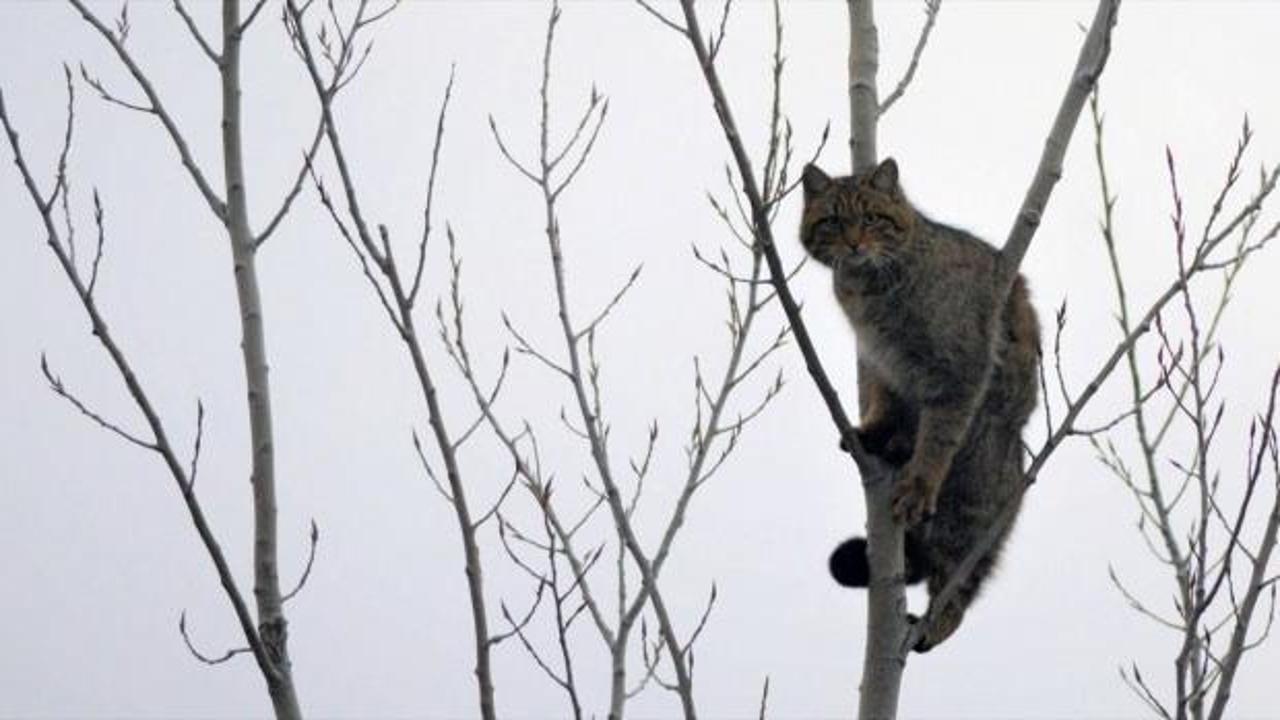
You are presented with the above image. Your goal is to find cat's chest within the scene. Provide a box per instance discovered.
[839,287,933,390]
[851,321,906,374]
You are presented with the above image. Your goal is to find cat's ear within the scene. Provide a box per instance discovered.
[870,158,899,193]
[802,164,832,197]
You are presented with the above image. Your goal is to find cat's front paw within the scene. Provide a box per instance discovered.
[844,425,913,466]
[880,433,914,466]
[892,464,940,526]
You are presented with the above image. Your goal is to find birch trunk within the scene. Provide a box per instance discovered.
[847,0,879,173]
[220,1,301,716]
[845,3,911,719]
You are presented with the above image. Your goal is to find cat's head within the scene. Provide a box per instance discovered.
[799,158,915,270]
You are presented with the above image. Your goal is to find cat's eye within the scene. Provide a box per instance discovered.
[864,214,897,231]
[814,218,844,237]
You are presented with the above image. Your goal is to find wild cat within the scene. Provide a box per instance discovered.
[799,159,1040,651]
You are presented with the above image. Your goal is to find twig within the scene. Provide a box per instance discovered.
[172,0,221,64]
[188,399,205,489]
[285,2,496,715]
[757,676,771,720]
[255,118,327,248]
[40,354,155,451]
[179,611,253,666]
[281,519,320,603]
[1,73,278,697]
[636,0,688,35]
[68,0,227,220]
[409,64,455,306]
[877,0,940,117]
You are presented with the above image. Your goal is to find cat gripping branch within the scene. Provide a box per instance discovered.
[801,159,1040,651]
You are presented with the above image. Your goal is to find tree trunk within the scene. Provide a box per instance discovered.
[220,1,302,716]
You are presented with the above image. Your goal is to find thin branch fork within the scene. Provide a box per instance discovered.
[53,5,315,696]
[439,275,617,651]
[539,8,746,716]
[1074,86,1279,720]
[1,74,278,691]
[486,4,789,715]
[665,0,869,460]
[1091,86,1198,643]
[284,3,499,717]
[1204,367,1280,720]
[172,0,222,65]
[67,0,227,221]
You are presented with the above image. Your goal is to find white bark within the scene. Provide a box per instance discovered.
[844,4,912,718]
[847,0,878,173]
[998,0,1121,291]
[219,1,301,715]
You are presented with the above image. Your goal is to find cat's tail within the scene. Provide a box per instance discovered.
[829,536,929,587]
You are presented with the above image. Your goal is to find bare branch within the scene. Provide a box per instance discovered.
[1207,367,1280,720]
[50,65,76,216]
[239,0,271,34]
[999,0,1120,287]
[255,120,327,248]
[757,676,771,720]
[473,473,519,531]
[412,430,452,504]
[87,189,107,296]
[2,68,276,693]
[40,353,155,452]
[877,0,941,117]
[635,0,688,35]
[1109,564,1182,631]
[285,6,499,714]
[549,86,603,171]
[410,64,456,306]
[706,0,733,61]
[78,63,153,115]
[281,519,320,603]
[488,115,540,185]
[489,580,547,646]
[502,311,571,379]
[574,264,642,341]
[500,598,569,690]
[1121,663,1174,720]
[178,611,252,666]
[551,98,608,200]
[306,161,403,336]
[172,0,221,65]
[680,582,718,656]
[188,399,205,489]
[67,0,227,220]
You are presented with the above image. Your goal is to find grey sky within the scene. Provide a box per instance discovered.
[2,1,1279,718]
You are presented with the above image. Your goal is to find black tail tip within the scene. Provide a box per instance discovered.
[829,537,870,587]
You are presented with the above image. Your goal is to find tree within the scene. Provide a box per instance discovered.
[2,2,1278,718]
[1090,94,1280,720]
[1,1,321,715]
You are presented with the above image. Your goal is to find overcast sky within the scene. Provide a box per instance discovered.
[3,1,1280,718]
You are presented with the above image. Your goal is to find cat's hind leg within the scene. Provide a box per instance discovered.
[912,542,1000,652]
